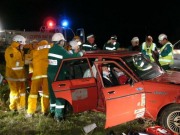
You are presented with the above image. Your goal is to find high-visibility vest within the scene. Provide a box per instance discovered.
[159,42,174,66]
[142,42,156,62]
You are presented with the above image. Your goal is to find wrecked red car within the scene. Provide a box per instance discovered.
[52,50,180,134]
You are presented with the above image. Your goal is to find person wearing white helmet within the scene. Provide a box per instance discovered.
[158,33,174,70]
[47,33,83,122]
[13,35,26,45]
[4,35,26,113]
[129,36,140,51]
[68,40,83,56]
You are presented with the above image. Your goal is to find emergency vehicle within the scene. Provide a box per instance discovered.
[51,50,180,134]
[0,27,85,48]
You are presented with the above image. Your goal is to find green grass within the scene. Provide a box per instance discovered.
[0,102,156,135]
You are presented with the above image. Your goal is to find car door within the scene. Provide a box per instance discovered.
[52,58,98,113]
[95,61,146,128]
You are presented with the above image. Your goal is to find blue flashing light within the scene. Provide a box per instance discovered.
[61,19,69,28]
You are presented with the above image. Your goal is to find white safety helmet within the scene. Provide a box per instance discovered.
[52,33,66,42]
[158,34,167,41]
[69,40,81,49]
[131,37,139,42]
[13,35,26,44]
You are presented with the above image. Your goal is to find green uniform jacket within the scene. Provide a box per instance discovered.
[103,42,120,50]
[81,42,98,51]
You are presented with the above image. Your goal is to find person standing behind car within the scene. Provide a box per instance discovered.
[129,37,141,51]
[81,34,99,51]
[68,40,83,56]
[141,35,159,63]
[25,40,51,118]
[47,33,83,122]
[158,33,174,70]
[103,35,120,50]
[4,35,26,113]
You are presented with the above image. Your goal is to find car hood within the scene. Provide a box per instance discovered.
[152,70,180,84]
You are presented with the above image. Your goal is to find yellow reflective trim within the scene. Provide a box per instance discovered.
[6,77,26,81]
[31,75,47,80]
[29,94,38,98]
[20,93,26,96]
[41,94,49,98]
[12,67,23,70]
[10,95,19,99]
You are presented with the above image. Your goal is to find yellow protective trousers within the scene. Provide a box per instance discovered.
[8,80,26,111]
[27,78,49,114]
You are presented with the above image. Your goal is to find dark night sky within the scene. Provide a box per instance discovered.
[1,0,180,48]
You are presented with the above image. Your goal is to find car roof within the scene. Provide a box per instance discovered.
[83,50,141,57]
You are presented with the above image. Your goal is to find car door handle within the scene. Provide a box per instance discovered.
[108,91,115,94]
[58,84,66,87]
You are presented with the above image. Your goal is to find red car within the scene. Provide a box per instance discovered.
[52,50,180,134]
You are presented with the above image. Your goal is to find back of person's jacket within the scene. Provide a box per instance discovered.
[5,41,25,81]
[32,42,51,79]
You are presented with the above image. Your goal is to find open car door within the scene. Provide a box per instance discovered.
[52,58,98,113]
[95,61,146,128]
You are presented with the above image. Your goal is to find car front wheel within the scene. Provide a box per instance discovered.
[159,105,180,134]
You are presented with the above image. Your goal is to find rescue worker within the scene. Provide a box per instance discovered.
[72,35,82,45]
[129,37,141,51]
[4,35,26,113]
[23,40,39,88]
[158,33,174,70]
[47,33,83,122]
[25,40,51,118]
[68,40,82,55]
[141,35,159,63]
[64,36,82,51]
[103,35,120,50]
[81,34,98,51]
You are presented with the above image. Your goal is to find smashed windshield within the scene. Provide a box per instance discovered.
[122,54,164,80]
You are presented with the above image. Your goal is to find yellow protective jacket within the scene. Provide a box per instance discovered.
[31,40,51,80]
[5,41,26,81]
[159,42,174,66]
[142,42,156,62]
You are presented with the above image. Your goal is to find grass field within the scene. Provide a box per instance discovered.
[0,102,156,135]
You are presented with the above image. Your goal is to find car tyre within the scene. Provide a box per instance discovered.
[158,104,180,134]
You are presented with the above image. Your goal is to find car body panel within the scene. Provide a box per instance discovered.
[102,82,145,128]
[143,81,180,120]
[152,70,180,84]
[52,77,98,113]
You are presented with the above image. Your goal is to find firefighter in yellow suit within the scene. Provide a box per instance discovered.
[5,35,26,113]
[23,40,39,88]
[26,40,51,117]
